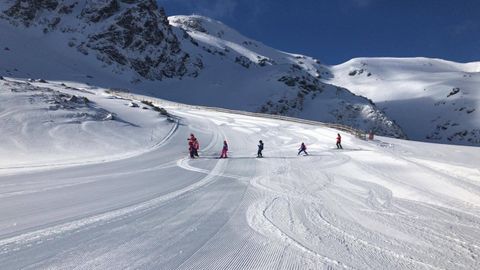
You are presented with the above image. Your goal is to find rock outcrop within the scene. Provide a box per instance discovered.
[2,0,202,80]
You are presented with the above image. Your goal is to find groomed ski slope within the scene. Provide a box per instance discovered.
[1,81,480,269]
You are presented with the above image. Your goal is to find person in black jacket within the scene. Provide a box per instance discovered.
[257,140,264,158]
[298,142,308,156]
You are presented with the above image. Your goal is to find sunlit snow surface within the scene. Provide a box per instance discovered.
[329,57,480,145]
[1,79,479,269]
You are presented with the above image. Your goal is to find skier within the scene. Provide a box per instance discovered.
[220,140,228,158]
[257,140,264,158]
[193,137,200,157]
[188,139,195,158]
[298,142,308,156]
[336,133,343,149]
[188,133,199,158]
[368,130,374,140]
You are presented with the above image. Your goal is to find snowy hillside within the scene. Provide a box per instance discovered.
[0,77,173,169]
[1,77,479,269]
[0,0,405,138]
[328,58,480,146]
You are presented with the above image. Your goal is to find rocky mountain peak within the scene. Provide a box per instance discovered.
[0,5,412,139]
[2,0,202,81]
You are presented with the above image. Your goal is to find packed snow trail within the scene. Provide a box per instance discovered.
[1,101,480,269]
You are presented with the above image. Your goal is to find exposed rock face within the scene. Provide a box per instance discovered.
[81,0,120,23]
[83,1,196,80]
[2,0,202,80]
[170,16,208,33]
[259,65,406,138]
[4,0,59,26]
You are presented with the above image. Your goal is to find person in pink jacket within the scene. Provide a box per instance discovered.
[192,137,200,157]
[220,140,228,158]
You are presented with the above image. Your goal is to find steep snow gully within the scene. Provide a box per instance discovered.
[1,88,479,269]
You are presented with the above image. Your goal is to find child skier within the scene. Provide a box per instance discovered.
[188,139,195,158]
[257,140,264,158]
[188,133,200,158]
[298,142,308,156]
[220,140,228,158]
[336,133,343,149]
[193,137,200,157]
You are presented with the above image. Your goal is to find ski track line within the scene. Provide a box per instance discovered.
[263,199,352,269]
[235,240,263,269]
[275,244,290,269]
[376,144,480,207]
[385,200,480,263]
[147,180,239,268]
[175,181,257,269]
[175,112,222,156]
[359,208,480,231]
[176,222,238,269]
[312,178,448,269]
[172,117,270,270]
[177,186,260,270]
[405,157,480,183]
[359,207,480,253]
[176,158,245,180]
[0,160,178,199]
[0,156,227,253]
[243,148,340,269]
[43,180,240,270]
[352,156,459,208]
[247,196,353,270]
[248,147,437,269]
[0,116,178,173]
[249,170,335,205]
[247,147,336,206]
[282,246,304,270]
[401,156,480,197]
[310,207,443,270]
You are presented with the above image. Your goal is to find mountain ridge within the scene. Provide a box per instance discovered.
[327,57,479,145]
[2,1,478,145]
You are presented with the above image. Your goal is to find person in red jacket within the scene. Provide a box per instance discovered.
[336,133,343,149]
[220,140,228,158]
[188,139,195,158]
[192,137,200,157]
[188,133,200,158]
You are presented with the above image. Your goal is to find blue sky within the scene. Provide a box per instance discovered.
[158,0,480,64]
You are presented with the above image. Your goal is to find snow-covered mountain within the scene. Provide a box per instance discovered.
[1,1,479,145]
[0,0,405,138]
[327,58,480,146]
[0,0,202,80]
